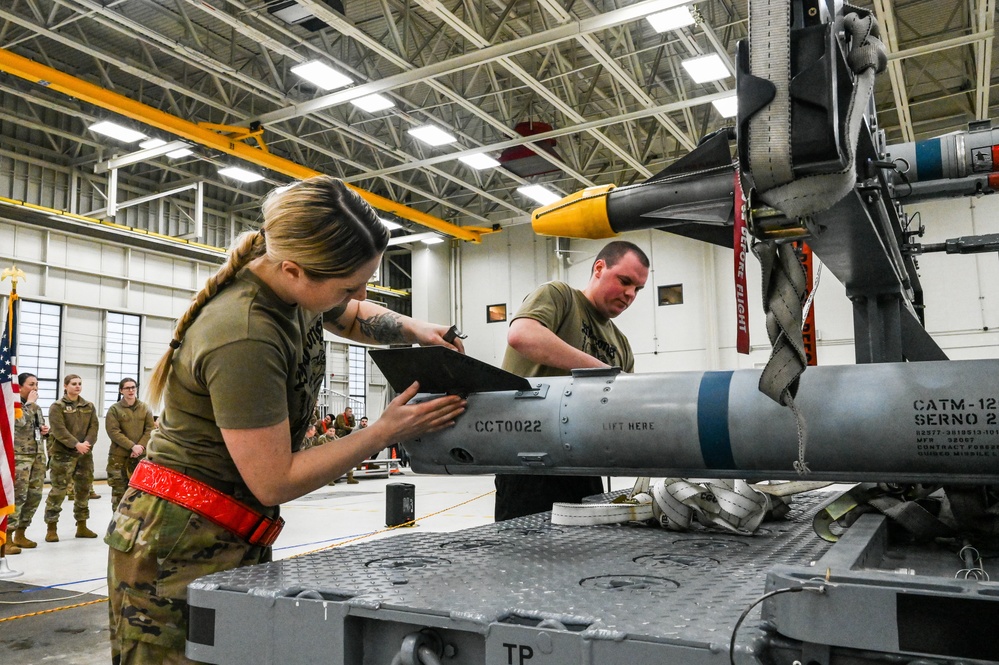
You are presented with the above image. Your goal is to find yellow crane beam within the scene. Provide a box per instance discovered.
[0,47,491,243]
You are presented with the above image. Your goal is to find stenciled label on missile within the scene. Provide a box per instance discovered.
[473,419,543,433]
[602,421,656,431]
[913,397,999,457]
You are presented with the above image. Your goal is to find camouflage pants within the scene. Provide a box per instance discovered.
[44,449,94,523]
[9,452,46,530]
[107,455,141,511]
[107,488,270,664]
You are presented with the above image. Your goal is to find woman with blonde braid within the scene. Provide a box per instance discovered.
[106,175,466,665]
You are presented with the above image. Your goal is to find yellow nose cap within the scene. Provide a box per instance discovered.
[531,184,617,239]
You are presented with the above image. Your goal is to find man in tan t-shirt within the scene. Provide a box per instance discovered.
[495,240,650,521]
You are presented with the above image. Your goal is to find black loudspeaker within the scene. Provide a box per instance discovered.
[386,483,415,527]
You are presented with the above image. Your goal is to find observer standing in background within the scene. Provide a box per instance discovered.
[105,377,153,509]
[5,373,51,554]
[106,175,465,665]
[45,374,100,540]
[494,240,650,521]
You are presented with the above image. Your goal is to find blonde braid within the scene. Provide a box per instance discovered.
[145,231,265,407]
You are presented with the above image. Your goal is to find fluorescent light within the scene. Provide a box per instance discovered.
[379,217,402,231]
[712,95,738,118]
[421,236,445,245]
[387,231,444,246]
[352,94,395,113]
[517,185,561,206]
[218,166,265,183]
[139,138,167,149]
[681,54,730,83]
[166,148,194,159]
[458,153,501,170]
[89,121,147,143]
[291,61,352,91]
[408,125,457,147]
[647,6,695,32]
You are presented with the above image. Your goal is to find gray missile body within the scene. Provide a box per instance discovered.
[408,359,999,483]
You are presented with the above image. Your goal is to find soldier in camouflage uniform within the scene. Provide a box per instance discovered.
[107,176,466,664]
[105,377,154,509]
[45,374,100,541]
[298,422,319,451]
[6,373,51,553]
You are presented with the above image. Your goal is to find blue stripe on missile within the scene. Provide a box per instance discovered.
[915,139,943,181]
[697,371,737,469]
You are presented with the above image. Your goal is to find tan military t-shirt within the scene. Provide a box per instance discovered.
[148,268,325,503]
[501,281,634,378]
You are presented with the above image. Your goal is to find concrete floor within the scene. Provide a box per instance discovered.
[0,471,506,665]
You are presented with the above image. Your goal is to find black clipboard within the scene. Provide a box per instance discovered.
[368,347,532,394]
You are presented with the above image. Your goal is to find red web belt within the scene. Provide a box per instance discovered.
[129,460,284,547]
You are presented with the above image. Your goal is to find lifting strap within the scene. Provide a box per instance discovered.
[745,1,887,473]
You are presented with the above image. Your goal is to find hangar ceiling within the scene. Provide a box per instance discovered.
[0,0,995,242]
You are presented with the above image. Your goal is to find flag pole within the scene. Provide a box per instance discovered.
[0,265,25,575]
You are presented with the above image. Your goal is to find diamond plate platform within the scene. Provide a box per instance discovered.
[186,493,833,664]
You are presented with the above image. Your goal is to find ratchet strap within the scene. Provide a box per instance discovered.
[129,460,284,547]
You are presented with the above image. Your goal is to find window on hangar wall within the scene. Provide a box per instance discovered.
[348,345,367,419]
[17,300,62,412]
[104,312,141,411]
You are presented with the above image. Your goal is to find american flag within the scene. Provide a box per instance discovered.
[1,291,19,549]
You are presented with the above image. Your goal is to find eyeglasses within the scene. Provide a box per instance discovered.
[122,386,137,391]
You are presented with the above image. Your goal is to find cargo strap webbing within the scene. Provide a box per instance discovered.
[551,478,830,534]
[753,240,811,473]
[745,3,886,474]
[748,5,888,218]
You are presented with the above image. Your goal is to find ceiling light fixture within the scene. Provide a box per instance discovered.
[218,166,265,183]
[291,60,352,91]
[458,153,501,170]
[646,6,695,32]
[352,94,395,113]
[387,231,444,246]
[89,121,147,143]
[712,95,738,118]
[379,217,402,231]
[166,148,195,159]
[517,185,561,206]
[681,54,730,83]
[408,125,457,147]
[421,236,445,245]
[139,138,167,149]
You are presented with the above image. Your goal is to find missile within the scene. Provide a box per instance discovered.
[405,358,999,484]
[530,129,741,247]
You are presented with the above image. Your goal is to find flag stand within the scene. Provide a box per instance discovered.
[0,546,24,578]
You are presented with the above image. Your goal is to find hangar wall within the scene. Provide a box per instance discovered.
[0,215,414,477]
[3,162,998,479]
[457,194,999,372]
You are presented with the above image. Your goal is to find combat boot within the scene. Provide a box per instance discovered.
[75,521,98,538]
[5,528,22,554]
[46,523,59,542]
[13,529,37,548]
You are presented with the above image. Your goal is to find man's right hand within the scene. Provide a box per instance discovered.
[75,441,92,454]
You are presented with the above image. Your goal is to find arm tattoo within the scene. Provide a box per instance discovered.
[357,312,406,344]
